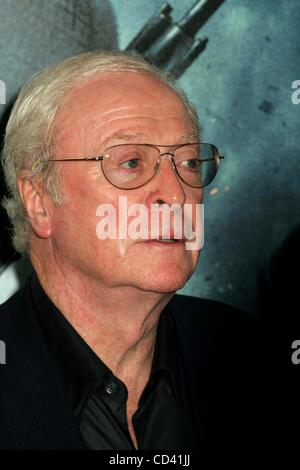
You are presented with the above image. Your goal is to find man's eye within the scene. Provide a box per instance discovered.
[120,158,142,170]
[180,159,200,170]
[120,158,143,170]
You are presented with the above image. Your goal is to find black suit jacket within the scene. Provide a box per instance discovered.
[0,275,270,449]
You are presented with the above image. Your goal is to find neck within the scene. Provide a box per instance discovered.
[30,246,173,391]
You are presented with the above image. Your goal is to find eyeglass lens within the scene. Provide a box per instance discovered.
[101,143,219,189]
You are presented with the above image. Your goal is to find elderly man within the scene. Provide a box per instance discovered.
[0,51,264,449]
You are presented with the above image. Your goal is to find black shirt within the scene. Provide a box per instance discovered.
[29,274,198,450]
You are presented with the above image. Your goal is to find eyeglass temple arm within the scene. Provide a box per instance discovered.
[193,155,224,163]
[47,155,224,163]
[47,156,104,162]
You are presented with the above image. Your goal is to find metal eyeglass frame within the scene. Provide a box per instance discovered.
[45,142,224,190]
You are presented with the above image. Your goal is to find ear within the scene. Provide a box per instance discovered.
[18,176,52,239]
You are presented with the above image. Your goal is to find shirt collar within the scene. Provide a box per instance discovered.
[30,272,183,416]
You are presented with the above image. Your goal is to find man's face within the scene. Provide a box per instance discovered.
[49,71,203,293]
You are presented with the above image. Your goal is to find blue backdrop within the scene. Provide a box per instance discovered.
[0,0,299,313]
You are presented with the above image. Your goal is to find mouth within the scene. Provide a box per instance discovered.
[145,237,186,246]
[154,238,180,243]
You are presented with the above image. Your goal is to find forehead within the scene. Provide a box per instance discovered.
[53,71,195,151]
[56,71,191,123]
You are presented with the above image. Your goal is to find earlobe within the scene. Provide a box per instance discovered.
[17,176,52,239]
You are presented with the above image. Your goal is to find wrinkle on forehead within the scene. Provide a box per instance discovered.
[56,72,190,126]
[53,71,198,153]
[94,113,188,129]
[98,105,165,117]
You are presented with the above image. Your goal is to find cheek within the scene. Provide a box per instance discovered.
[50,196,98,252]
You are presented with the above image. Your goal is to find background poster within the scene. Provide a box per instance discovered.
[0,0,299,319]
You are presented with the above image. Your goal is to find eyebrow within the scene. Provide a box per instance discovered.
[101,132,144,148]
[101,131,199,148]
[180,132,199,143]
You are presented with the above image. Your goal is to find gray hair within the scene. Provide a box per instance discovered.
[1,50,199,254]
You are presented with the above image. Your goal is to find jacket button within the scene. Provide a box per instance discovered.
[105,381,118,394]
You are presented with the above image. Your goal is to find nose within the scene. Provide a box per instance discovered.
[146,152,186,207]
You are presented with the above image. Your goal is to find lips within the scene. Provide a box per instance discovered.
[147,235,187,243]
[150,237,186,243]
[139,236,187,248]
[148,231,188,242]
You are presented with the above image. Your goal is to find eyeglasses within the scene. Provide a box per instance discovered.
[46,142,224,190]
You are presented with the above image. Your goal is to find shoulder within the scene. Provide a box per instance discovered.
[0,276,46,387]
[0,278,32,337]
[168,293,255,334]
[169,295,267,448]
[168,293,260,367]
[0,280,29,332]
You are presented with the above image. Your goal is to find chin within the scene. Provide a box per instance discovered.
[139,270,192,294]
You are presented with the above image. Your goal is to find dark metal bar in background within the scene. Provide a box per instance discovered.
[126,0,226,78]
[126,3,173,55]
[178,0,225,36]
